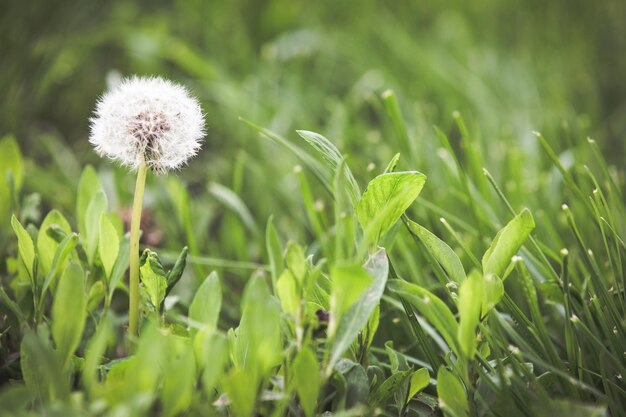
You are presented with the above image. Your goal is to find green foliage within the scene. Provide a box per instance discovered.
[51,262,86,368]
[356,172,426,246]
[2,3,626,414]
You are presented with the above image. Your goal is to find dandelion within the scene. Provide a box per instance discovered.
[89,76,205,174]
[89,75,205,339]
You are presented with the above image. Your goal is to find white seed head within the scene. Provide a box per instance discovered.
[89,76,205,174]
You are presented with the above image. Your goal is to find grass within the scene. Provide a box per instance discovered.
[1,1,626,416]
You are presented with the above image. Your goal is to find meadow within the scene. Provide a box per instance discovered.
[1,1,625,416]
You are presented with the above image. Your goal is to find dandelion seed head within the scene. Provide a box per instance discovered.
[89,75,205,174]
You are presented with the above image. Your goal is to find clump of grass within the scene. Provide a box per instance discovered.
[0,68,624,417]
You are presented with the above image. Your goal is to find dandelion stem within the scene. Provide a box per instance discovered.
[129,161,148,339]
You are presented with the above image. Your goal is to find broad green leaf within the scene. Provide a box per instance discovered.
[0,135,24,223]
[237,276,282,376]
[139,250,168,309]
[99,213,119,279]
[85,190,107,265]
[87,280,106,312]
[481,272,504,317]
[285,241,307,285]
[11,215,35,280]
[388,279,459,355]
[197,330,229,397]
[457,270,482,358]
[406,219,466,283]
[292,347,320,417]
[356,172,426,244]
[482,209,535,278]
[21,332,69,403]
[407,368,430,404]
[0,384,34,414]
[328,249,388,370]
[369,369,412,408]
[189,272,221,334]
[334,359,370,408]
[52,262,86,368]
[36,210,71,278]
[104,323,164,407]
[162,335,196,417]
[223,369,256,417]
[76,165,102,238]
[437,367,468,417]
[330,264,372,323]
[276,269,299,316]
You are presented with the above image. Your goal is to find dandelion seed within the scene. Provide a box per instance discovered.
[89,75,205,174]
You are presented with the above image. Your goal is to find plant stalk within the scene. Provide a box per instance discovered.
[128,161,148,339]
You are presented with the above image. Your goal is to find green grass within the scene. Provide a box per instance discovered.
[1,1,626,416]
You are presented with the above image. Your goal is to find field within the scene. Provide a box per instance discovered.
[1,1,625,416]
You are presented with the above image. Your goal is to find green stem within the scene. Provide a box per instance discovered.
[128,161,148,339]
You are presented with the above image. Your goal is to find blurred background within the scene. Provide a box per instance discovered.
[1,0,625,305]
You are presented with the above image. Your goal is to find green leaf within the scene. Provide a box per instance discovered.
[83,316,112,396]
[162,335,196,417]
[437,367,468,417]
[285,241,307,285]
[0,135,24,222]
[99,213,119,279]
[39,232,78,306]
[36,210,71,278]
[236,276,282,377]
[265,216,283,294]
[0,286,26,325]
[21,331,69,403]
[196,330,229,397]
[292,347,320,417]
[388,279,459,355]
[481,272,504,317]
[165,246,188,295]
[369,369,412,408]
[52,262,86,368]
[139,249,168,309]
[222,369,257,417]
[406,219,466,283]
[11,215,35,281]
[328,249,388,370]
[457,270,482,358]
[356,172,426,244]
[297,129,361,206]
[384,153,401,174]
[189,272,221,334]
[85,190,108,265]
[334,360,369,408]
[276,269,299,317]
[76,165,102,239]
[407,368,430,404]
[330,264,372,322]
[482,208,535,278]
[108,234,130,301]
